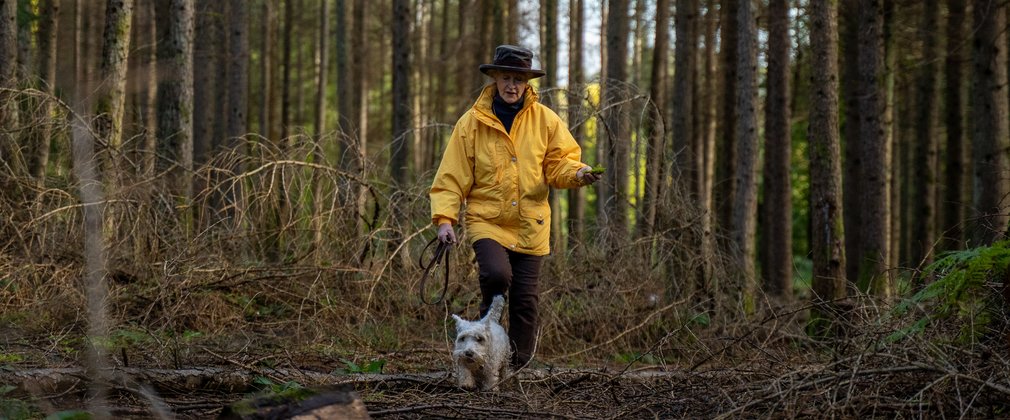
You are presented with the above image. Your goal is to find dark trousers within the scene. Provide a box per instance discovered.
[472,238,543,367]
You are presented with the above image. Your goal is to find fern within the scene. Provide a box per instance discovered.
[891,240,1010,344]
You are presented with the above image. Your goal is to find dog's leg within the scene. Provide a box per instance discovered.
[456,363,477,390]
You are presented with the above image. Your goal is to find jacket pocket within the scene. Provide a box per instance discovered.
[467,201,502,220]
[519,201,551,249]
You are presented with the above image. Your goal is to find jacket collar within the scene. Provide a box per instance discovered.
[472,83,538,129]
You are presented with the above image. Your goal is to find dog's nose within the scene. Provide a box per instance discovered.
[464,350,474,358]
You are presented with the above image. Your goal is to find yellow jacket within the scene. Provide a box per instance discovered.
[430,84,588,256]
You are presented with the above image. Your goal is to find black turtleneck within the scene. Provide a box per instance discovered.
[492,92,525,135]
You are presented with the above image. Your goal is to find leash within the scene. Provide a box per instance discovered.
[418,236,451,304]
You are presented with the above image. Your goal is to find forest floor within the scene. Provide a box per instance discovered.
[6,319,1010,419]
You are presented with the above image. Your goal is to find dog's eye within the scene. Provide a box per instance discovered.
[476,336,484,342]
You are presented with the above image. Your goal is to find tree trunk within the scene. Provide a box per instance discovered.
[808,0,847,334]
[260,0,275,140]
[281,0,295,141]
[731,0,759,311]
[840,0,860,283]
[761,0,791,299]
[910,0,939,267]
[603,0,630,243]
[94,0,134,153]
[641,0,669,239]
[193,0,220,168]
[566,0,585,249]
[391,0,411,186]
[970,0,1010,245]
[0,0,18,178]
[855,0,890,297]
[669,0,695,208]
[941,0,966,251]
[155,0,194,200]
[714,0,738,239]
[31,0,60,183]
[226,0,249,143]
[315,0,329,138]
[128,0,156,179]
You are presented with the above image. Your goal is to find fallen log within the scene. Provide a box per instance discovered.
[0,366,452,396]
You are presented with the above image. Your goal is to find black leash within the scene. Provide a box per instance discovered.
[418,236,451,305]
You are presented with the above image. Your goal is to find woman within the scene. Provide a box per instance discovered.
[429,45,601,368]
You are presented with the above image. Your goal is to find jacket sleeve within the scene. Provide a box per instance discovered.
[429,117,475,225]
[543,111,589,189]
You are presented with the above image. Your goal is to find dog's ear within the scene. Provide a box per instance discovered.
[452,314,464,326]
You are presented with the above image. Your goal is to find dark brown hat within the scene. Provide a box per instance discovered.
[479,45,546,79]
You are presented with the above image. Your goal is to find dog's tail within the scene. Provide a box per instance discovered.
[483,295,506,323]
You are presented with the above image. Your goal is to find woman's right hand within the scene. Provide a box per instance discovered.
[437,223,457,244]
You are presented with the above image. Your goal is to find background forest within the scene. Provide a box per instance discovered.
[2,0,1010,418]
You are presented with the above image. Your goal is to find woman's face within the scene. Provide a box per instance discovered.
[493,71,528,104]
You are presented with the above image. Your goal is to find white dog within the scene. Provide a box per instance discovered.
[451,295,511,391]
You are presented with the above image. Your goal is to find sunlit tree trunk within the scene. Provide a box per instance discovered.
[808,0,847,334]
[761,0,791,299]
[94,0,134,154]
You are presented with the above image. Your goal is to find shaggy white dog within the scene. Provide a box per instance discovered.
[451,295,510,391]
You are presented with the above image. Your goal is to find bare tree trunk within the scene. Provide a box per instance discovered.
[391,0,411,185]
[31,0,61,183]
[155,0,194,200]
[641,0,669,239]
[93,0,134,153]
[193,1,219,168]
[970,0,1010,245]
[856,0,891,297]
[226,0,249,143]
[731,0,759,311]
[941,0,967,250]
[670,0,695,205]
[761,0,791,299]
[128,0,156,178]
[808,0,847,334]
[910,0,939,267]
[567,0,586,249]
[281,0,296,141]
[315,0,328,138]
[312,0,330,259]
[507,0,519,43]
[603,0,630,243]
[0,0,18,178]
[714,0,737,239]
[260,0,275,140]
[840,0,861,283]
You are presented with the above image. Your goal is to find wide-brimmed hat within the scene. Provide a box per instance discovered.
[479,45,546,79]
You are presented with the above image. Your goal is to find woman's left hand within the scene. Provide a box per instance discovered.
[577,166,602,185]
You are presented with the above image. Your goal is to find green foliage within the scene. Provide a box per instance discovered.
[45,411,92,420]
[0,385,36,420]
[891,241,1010,344]
[334,358,386,375]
